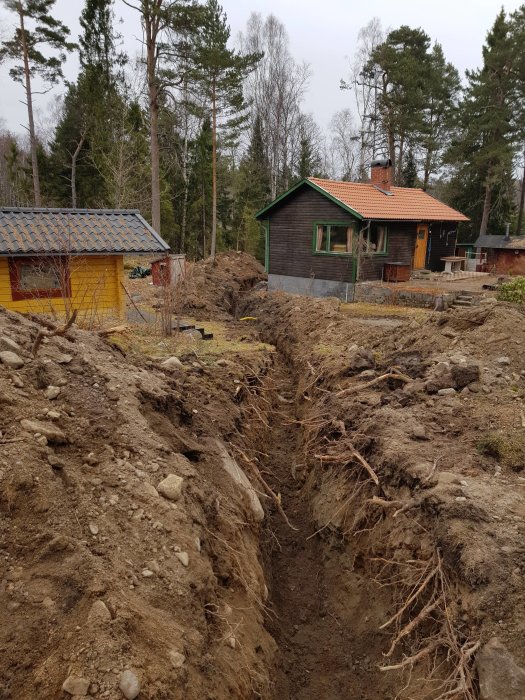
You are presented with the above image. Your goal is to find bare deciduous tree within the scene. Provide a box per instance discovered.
[240,13,310,198]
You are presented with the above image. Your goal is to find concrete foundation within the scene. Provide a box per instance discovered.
[268,273,479,309]
[268,274,355,301]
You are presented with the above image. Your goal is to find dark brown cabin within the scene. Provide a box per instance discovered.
[256,160,469,299]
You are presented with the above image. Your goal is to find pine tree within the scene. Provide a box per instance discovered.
[188,0,262,260]
[448,9,521,235]
[123,0,200,234]
[401,148,418,187]
[0,0,76,205]
[419,44,460,189]
[47,0,125,207]
[371,26,433,182]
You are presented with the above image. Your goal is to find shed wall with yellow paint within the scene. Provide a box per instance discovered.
[0,255,125,322]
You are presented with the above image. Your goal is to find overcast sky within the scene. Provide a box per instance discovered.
[0,0,523,140]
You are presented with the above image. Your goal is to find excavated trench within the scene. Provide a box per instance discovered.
[248,358,399,700]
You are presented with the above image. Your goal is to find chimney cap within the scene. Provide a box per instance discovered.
[371,158,392,168]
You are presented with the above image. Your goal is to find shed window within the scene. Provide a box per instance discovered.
[315,223,355,254]
[363,224,387,254]
[8,257,71,301]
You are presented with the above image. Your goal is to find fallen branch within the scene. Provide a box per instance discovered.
[337,371,412,397]
[315,448,379,485]
[120,281,148,322]
[32,309,78,356]
[99,324,129,337]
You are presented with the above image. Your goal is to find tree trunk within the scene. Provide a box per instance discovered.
[423,151,432,191]
[180,115,189,254]
[516,153,525,236]
[19,6,41,207]
[479,179,493,236]
[146,13,161,234]
[70,133,85,208]
[210,77,217,261]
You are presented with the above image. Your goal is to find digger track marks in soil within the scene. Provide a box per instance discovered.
[263,362,394,700]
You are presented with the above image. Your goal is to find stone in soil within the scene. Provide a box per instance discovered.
[451,362,480,388]
[119,669,141,699]
[0,351,24,369]
[157,474,184,501]
[161,356,183,369]
[20,419,66,444]
[62,674,90,696]
[437,387,457,396]
[476,637,525,700]
[176,551,189,567]
[87,599,111,624]
[0,336,22,354]
[44,385,61,400]
[169,650,186,668]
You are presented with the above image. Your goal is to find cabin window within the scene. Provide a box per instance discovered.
[363,223,387,254]
[314,223,355,254]
[8,256,71,301]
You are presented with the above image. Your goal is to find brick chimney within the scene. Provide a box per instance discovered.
[370,158,393,191]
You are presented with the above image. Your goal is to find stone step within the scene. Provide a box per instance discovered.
[453,299,473,306]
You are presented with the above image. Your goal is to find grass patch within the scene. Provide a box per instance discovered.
[109,318,274,363]
[477,431,525,471]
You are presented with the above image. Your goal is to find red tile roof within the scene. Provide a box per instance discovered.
[308,177,469,222]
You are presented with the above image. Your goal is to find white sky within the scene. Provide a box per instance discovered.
[0,0,523,139]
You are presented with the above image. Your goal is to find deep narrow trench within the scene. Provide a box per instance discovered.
[258,359,397,700]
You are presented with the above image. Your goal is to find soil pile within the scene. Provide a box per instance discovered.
[176,252,266,320]
[242,291,525,699]
[0,307,275,699]
[4,255,525,700]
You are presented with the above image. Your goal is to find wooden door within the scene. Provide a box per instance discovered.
[413,224,429,269]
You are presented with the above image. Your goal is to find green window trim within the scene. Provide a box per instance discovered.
[312,221,389,257]
[312,221,356,256]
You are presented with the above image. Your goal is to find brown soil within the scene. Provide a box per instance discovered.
[258,363,398,699]
[3,253,525,700]
[175,251,266,320]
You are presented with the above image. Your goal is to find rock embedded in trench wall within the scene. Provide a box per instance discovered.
[0,351,24,369]
[20,419,66,444]
[157,474,184,501]
[451,362,481,389]
[348,345,375,373]
[476,637,525,700]
[119,669,141,700]
[0,336,22,354]
[62,675,90,696]
[214,439,264,522]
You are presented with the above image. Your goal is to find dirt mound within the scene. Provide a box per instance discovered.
[176,252,266,320]
[242,290,525,699]
[0,307,275,699]
[4,267,525,700]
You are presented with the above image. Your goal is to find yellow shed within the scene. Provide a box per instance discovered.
[0,208,170,324]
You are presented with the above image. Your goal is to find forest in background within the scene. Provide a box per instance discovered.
[0,0,524,260]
